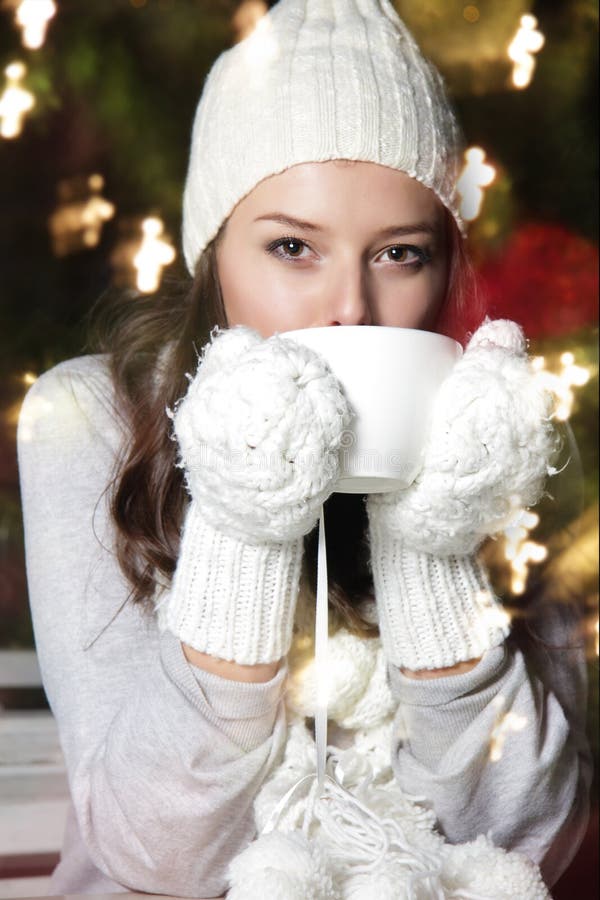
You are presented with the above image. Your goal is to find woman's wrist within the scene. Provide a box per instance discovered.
[399,656,482,679]
[182,642,281,683]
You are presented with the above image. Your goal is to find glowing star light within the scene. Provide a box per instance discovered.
[503,506,547,590]
[508,14,545,89]
[80,175,115,246]
[0,61,34,139]
[15,0,57,49]
[456,147,496,222]
[48,174,115,256]
[531,352,591,421]
[239,6,278,71]
[133,218,176,293]
[232,0,268,43]
[503,508,548,595]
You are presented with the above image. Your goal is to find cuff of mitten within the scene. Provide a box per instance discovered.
[166,502,303,665]
[369,525,511,671]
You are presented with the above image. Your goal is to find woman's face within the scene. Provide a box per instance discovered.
[216,160,449,337]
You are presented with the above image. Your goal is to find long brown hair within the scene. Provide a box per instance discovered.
[85,207,485,638]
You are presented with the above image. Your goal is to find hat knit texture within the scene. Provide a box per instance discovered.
[168,325,353,543]
[368,318,559,556]
[182,0,464,273]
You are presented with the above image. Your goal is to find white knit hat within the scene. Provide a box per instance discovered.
[182,0,465,274]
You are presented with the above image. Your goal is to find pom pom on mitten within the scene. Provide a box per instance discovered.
[226,830,337,900]
[368,318,558,556]
[165,325,352,665]
[171,324,352,543]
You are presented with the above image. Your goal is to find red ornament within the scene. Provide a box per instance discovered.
[476,222,598,339]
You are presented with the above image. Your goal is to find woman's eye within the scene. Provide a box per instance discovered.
[267,237,310,260]
[380,244,431,266]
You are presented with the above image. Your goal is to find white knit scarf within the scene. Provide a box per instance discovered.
[225,512,551,899]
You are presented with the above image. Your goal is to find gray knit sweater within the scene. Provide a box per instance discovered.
[17,354,593,898]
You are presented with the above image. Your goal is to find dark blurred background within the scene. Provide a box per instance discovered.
[0,1,597,895]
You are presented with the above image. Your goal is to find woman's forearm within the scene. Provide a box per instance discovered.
[181,642,281,683]
[400,656,482,679]
[182,647,481,684]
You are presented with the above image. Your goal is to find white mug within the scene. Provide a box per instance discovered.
[280,325,462,494]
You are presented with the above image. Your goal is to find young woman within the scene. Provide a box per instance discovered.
[17,1,591,897]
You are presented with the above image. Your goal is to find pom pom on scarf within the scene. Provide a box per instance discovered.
[227,830,336,900]
[342,863,443,899]
[247,718,551,900]
[442,834,551,899]
[287,627,396,730]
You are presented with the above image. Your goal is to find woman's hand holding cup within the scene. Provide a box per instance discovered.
[165,325,352,666]
[367,318,559,672]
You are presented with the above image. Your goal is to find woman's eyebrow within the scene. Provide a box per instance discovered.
[376,222,441,239]
[254,213,324,232]
[253,213,440,238]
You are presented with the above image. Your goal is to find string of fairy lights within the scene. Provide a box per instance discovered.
[1,0,178,294]
[2,0,596,620]
[0,0,546,281]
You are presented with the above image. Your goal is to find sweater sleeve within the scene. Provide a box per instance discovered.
[17,356,287,898]
[387,601,593,889]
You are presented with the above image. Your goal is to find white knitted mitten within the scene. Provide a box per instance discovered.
[367,319,558,671]
[165,325,352,665]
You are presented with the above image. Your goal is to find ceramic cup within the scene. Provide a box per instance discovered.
[280,325,462,494]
